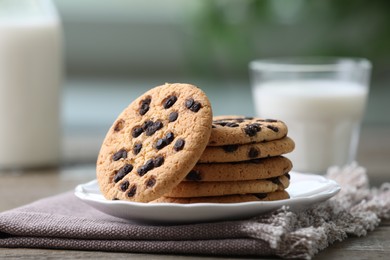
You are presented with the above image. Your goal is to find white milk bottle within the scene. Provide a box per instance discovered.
[0,0,62,169]
[250,58,371,174]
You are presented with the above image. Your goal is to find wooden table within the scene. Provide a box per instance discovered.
[1,124,389,259]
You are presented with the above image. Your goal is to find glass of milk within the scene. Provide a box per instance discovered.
[0,0,62,169]
[249,57,371,174]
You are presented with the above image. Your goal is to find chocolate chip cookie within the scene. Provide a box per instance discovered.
[96,83,213,202]
[152,190,290,203]
[199,136,295,163]
[209,115,288,146]
[185,156,292,182]
[163,174,290,198]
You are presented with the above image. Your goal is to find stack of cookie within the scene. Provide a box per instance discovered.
[96,83,294,204]
[156,116,295,203]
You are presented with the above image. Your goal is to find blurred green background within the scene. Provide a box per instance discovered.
[54,0,390,136]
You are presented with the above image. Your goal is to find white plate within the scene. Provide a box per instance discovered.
[74,172,340,224]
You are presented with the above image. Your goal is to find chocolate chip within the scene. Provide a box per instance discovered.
[137,159,155,176]
[186,170,202,181]
[190,101,201,112]
[133,143,142,155]
[145,159,154,168]
[212,125,217,128]
[285,172,290,179]
[120,180,129,191]
[146,177,156,188]
[269,177,281,185]
[214,119,241,126]
[168,111,178,122]
[245,116,254,120]
[185,98,194,109]
[226,122,239,127]
[222,145,239,153]
[248,147,259,158]
[244,124,261,137]
[155,132,174,150]
[139,98,151,115]
[142,120,153,131]
[185,98,202,112]
[112,198,119,201]
[267,125,279,132]
[112,149,127,161]
[132,127,143,138]
[254,193,268,199]
[113,164,133,183]
[154,121,163,130]
[113,119,125,132]
[153,156,164,167]
[173,139,185,151]
[155,138,167,150]
[145,121,163,136]
[165,132,174,144]
[215,121,228,126]
[244,125,257,136]
[265,119,277,123]
[127,185,137,197]
[144,159,155,171]
[137,167,146,176]
[163,95,177,109]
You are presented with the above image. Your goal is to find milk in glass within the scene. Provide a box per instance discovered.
[253,80,368,173]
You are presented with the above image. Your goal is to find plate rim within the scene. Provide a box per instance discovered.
[74,171,341,208]
[74,172,341,223]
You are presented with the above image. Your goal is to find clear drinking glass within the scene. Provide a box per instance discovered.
[249,57,371,174]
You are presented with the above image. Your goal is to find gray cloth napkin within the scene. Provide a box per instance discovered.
[0,164,389,259]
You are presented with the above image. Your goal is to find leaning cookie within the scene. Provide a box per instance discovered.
[96,83,212,202]
[208,115,288,146]
[199,137,295,163]
[185,156,292,182]
[152,190,290,204]
[163,174,290,198]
